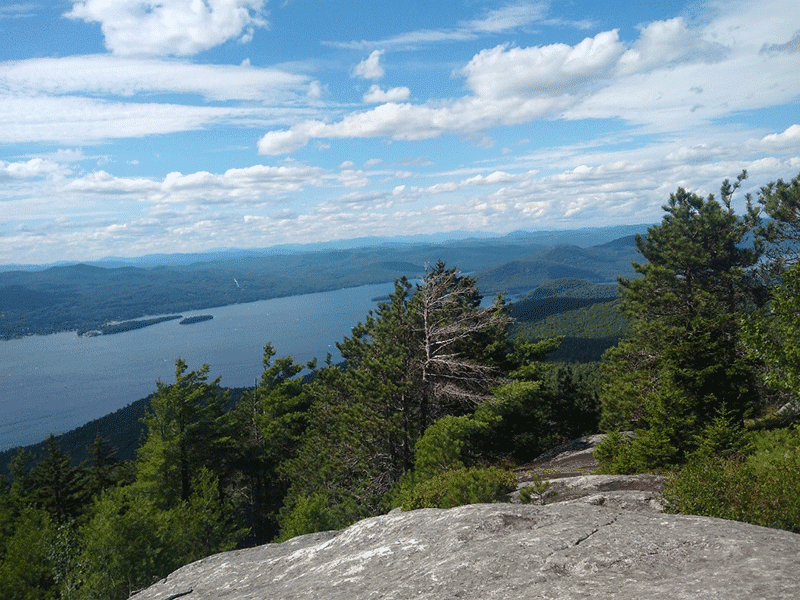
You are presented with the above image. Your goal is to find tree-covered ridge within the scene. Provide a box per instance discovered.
[508,279,623,328]
[514,302,630,363]
[508,279,629,362]
[474,240,640,297]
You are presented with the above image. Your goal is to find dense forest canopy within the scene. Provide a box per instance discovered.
[2,172,800,600]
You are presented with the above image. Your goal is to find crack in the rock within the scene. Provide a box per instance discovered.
[572,515,618,547]
[161,588,193,600]
[538,514,622,577]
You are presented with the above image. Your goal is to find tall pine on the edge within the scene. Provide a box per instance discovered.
[277,264,510,539]
[596,172,763,472]
[136,359,228,505]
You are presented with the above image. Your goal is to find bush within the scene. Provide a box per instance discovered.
[593,429,642,474]
[401,467,517,511]
[276,491,364,542]
[663,426,800,532]
[275,493,335,542]
[381,413,497,511]
[518,473,551,505]
[411,415,490,481]
[596,407,750,474]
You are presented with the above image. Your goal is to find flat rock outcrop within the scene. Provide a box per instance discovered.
[515,434,666,510]
[131,502,800,600]
[526,434,608,478]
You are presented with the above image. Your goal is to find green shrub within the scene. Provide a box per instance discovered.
[664,426,800,532]
[275,493,335,542]
[688,405,752,462]
[593,429,641,474]
[402,467,517,511]
[598,407,755,475]
[518,473,551,505]
[411,415,490,481]
[382,413,496,511]
[276,491,364,542]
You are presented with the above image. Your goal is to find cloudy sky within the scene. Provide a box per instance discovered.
[1,0,798,265]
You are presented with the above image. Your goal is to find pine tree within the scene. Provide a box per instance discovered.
[277,265,510,538]
[136,359,227,506]
[597,173,762,470]
[76,361,242,600]
[224,344,316,544]
[744,260,800,399]
[756,170,800,270]
[413,262,510,432]
[0,507,56,600]
[30,436,87,524]
[86,434,123,499]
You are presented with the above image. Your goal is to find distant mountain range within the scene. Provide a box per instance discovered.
[0,225,649,340]
[475,236,640,298]
[0,225,651,272]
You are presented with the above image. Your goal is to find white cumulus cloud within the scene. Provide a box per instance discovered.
[0,158,65,180]
[363,84,410,103]
[353,50,385,79]
[757,124,800,149]
[64,0,268,56]
[462,30,625,99]
[616,17,727,75]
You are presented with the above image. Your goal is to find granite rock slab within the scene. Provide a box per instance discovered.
[130,502,800,600]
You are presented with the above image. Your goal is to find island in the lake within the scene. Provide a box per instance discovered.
[79,315,183,336]
[179,314,213,325]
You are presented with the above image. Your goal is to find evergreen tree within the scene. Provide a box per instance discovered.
[336,276,418,469]
[0,507,56,600]
[413,262,510,432]
[30,436,87,524]
[225,344,316,544]
[136,359,228,506]
[481,358,601,463]
[743,170,800,409]
[744,260,800,400]
[756,170,800,270]
[76,467,243,600]
[597,173,762,471]
[86,434,125,499]
[70,359,244,600]
[277,265,510,538]
[278,363,402,535]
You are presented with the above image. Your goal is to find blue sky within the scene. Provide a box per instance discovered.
[1,0,798,265]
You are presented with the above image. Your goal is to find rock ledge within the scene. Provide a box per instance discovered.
[131,502,800,600]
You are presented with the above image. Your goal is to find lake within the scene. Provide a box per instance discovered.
[0,282,398,451]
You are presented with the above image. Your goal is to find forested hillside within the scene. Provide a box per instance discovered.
[506,279,629,362]
[475,239,640,297]
[3,173,800,600]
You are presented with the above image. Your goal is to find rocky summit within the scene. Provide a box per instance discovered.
[131,502,800,600]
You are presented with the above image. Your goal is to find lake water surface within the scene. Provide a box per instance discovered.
[0,282,396,451]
